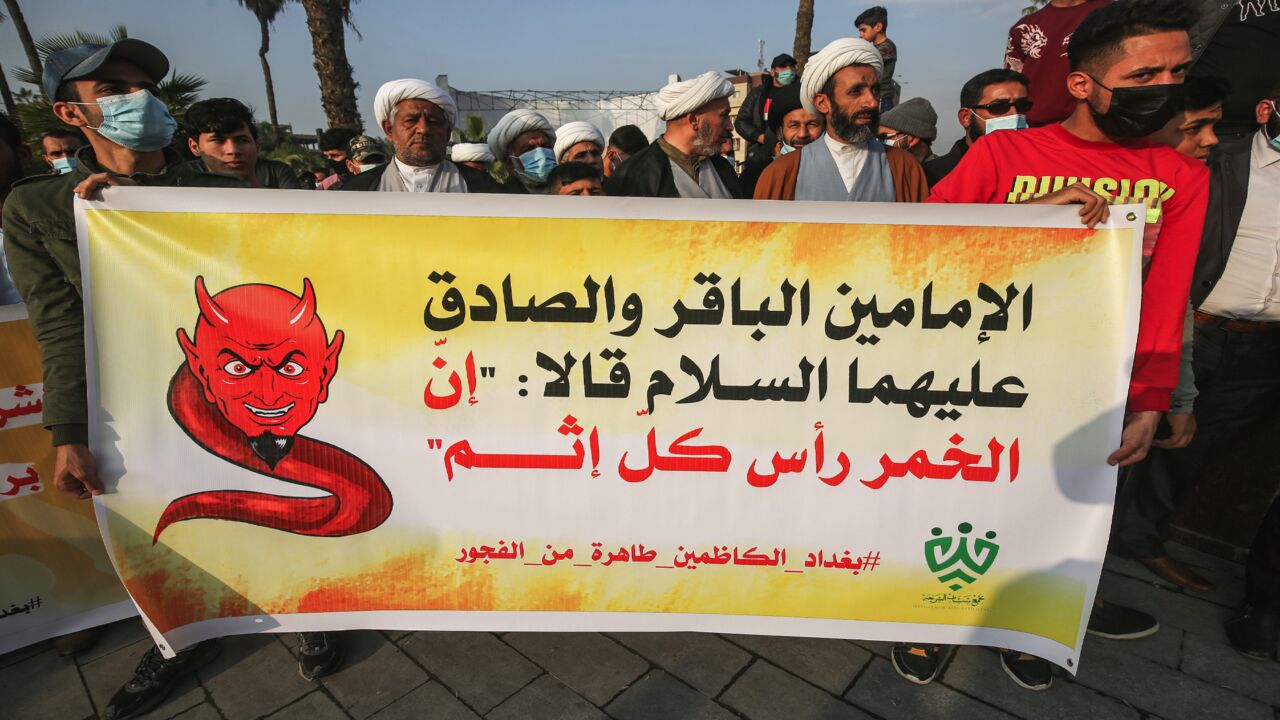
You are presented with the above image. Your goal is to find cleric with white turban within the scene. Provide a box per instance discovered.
[487,109,558,191]
[373,78,458,129]
[604,71,742,199]
[799,38,883,116]
[553,121,606,171]
[450,142,494,166]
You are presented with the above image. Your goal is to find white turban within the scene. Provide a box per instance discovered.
[553,121,606,162]
[487,109,556,160]
[449,143,494,163]
[800,38,884,116]
[373,78,458,129]
[653,71,734,121]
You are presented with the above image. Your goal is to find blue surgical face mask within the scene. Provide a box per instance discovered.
[1268,102,1280,154]
[778,142,796,156]
[75,89,177,152]
[776,69,796,86]
[51,156,77,174]
[984,113,1028,134]
[516,146,557,185]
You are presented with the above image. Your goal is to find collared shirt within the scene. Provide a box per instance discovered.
[823,133,869,194]
[1199,131,1280,320]
[657,136,702,181]
[380,157,468,193]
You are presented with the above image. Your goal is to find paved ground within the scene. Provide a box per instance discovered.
[3,543,1278,720]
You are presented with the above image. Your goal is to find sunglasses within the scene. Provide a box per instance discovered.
[967,98,1034,115]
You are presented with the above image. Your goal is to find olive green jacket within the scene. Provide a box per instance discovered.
[1,146,243,446]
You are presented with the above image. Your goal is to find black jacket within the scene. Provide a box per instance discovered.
[340,161,520,193]
[734,77,777,165]
[922,138,969,190]
[605,140,744,199]
[1187,0,1233,64]
[1191,136,1252,308]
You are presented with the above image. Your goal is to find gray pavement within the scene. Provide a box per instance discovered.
[4,543,1278,720]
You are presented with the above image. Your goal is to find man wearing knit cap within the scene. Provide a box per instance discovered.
[488,109,558,193]
[606,71,743,199]
[450,142,494,173]
[753,37,927,202]
[879,97,938,165]
[554,121,606,172]
[342,78,505,193]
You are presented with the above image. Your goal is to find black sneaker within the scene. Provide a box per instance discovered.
[1087,600,1159,640]
[298,632,345,681]
[1225,603,1278,661]
[103,639,221,720]
[891,643,954,685]
[998,650,1053,691]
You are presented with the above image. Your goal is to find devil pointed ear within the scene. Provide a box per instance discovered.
[317,329,344,404]
[290,278,317,327]
[176,328,216,404]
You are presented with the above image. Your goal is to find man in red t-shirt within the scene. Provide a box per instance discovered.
[1006,0,1113,126]
[896,0,1209,691]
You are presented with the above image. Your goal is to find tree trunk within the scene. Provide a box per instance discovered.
[793,0,815,74]
[299,0,362,130]
[2,0,41,79]
[0,63,18,127]
[258,15,281,144]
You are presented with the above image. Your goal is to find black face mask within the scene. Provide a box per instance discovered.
[1088,77,1185,138]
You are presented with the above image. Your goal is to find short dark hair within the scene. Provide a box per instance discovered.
[771,53,797,69]
[185,98,258,139]
[855,6,887,30]
[1067,0,1192,73]
[1183,75,1230,112]
[40,128,85,143]
[319,127,358,152]
[960,68,1030,108]
[548,161,602,189]
[608,125,648,154]
[0,114,22,156]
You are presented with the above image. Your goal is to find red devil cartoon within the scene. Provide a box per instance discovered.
[154,277,392,542]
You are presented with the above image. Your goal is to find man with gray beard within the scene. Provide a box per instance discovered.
[754,37,927,202]
[605,71,743,199]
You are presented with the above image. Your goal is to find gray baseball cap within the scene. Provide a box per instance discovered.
[42,39,169,101]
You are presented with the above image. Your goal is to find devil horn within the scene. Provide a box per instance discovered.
[290,278,316,326]
[194,276,230,326]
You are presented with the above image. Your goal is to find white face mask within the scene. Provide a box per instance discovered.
[358,163,378,174]
[983,114,1028,134]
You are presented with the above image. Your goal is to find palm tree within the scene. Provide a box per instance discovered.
[237,0,289,143]
[300,0,362,130]
[0,9,20,123]
[1023,0,1050,15]
[2,0,40,80]
[12,25,130,87]
[452,114,486,144]
[793,0,815,73]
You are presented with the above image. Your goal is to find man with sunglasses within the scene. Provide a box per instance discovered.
[909,0,1209,691]
[923,69,1031,188]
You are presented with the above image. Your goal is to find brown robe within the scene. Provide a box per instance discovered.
[752,143,930,202]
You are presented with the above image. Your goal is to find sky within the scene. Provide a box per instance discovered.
[0,0,1034,148]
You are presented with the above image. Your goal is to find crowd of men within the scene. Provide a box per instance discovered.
[0,0,1277,716]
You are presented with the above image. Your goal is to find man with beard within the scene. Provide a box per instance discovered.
[923,68,1031,189]
[554,121,606,173]
[737,80,824,193]
[488,109,557,193]
[917,0,1208,690]
[753,37,927,202]
[606,71,743,199]
[343,78,508,193]
[0,116,30,305]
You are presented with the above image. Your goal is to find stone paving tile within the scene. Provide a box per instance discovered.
[76,618,152,665]
[722,634,872,694]
[1073,634,1273,720]
[264,689,351,719]
[171,702,222,719]
[317,630,429,719]
[398,632,540,714]
[605,669,737,720]
[1090,624,1184,670]
[1104,557,1244,611]
[1099,572,1232,643]
[81,639,205,720]
[368,680,481,719]
[849,639,893,658]
[0,647,94,720]
[1180,632,1280,708]
[0,639,51,671]
[198,634,314,719]
[721,660,874,720]
[846,656,1016,720]
[501,632,648,706]
[486,674,608,720]
[609,632,751,696]
[1171,543,1247,577]
[942,646,1141,720]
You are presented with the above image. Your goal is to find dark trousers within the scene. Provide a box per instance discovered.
[1112,319,1280,608]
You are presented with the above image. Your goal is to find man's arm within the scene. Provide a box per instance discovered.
[734,84,768,146]
[1154,301,1197,449]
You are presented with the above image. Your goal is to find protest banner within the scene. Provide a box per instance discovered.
[79,190,1143,671]
[0,304,135,655]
